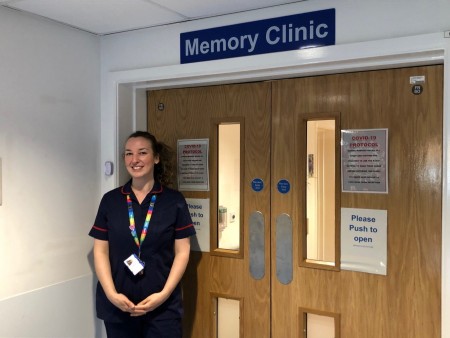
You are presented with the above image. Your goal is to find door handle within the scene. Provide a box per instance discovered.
[276,213,293,285]
[249,211,265,280]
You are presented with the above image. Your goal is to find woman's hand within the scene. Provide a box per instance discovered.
[129,237,191,317]
[93,240,137,314]
[108,292,137,313]
[130,292,168,317]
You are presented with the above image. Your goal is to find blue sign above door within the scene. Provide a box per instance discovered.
[180,8,335,64]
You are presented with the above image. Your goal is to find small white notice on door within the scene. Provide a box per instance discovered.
[186,198,210,252]
[341,207,387,275]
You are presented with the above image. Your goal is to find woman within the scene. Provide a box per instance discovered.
[89,131,196,338]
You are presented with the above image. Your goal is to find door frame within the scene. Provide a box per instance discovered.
[103,32,450,338]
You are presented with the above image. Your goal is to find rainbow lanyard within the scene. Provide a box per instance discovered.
[127,194,157,258]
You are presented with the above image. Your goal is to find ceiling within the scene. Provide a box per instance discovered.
[0,0,303,35]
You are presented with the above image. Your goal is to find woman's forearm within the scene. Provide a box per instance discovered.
[132,237,192,314]
[93,239,117,299]
[160,237,191,300]
[94,239,137,312]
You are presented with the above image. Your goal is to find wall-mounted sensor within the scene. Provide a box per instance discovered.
[104,161,114,176]
[229,212,236,223]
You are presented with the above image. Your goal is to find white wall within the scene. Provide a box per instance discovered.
[101,0,449,71]
[0,6,103,338]
[99,1,450,338]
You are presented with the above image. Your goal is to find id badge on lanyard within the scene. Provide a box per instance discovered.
[124,194,156,275]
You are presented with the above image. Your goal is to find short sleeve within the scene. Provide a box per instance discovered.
[174,196,196,239]
[88,195,109,241]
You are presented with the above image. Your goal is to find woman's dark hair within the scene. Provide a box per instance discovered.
[125,131,175,187]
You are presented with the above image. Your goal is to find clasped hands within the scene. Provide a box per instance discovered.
[109,292,167,317]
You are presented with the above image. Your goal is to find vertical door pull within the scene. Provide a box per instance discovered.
[249,211,265,280]
[276,213,293,285]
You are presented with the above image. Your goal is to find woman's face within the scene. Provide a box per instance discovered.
[124,136,160,181]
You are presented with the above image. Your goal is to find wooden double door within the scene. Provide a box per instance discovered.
[147,65,442,338]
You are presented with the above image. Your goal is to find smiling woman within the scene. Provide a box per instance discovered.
[124,136,160,193]
[89,131,196,338]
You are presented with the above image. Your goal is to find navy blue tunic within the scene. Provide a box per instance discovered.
[89,180,195,323]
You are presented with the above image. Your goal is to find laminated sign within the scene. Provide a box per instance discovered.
[341,208,387,275]
[177,139,209,191]
[341,129,388,193]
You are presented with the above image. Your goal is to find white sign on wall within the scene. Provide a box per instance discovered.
[186,198,210,252]
[341,129,388,193]
[178,139,209,191]
[341,207,387,275]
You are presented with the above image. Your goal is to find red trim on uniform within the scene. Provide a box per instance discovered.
[176,224,194,231]
[92,225,108,232]
[121,185,131,195]
[151,185,163,194]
